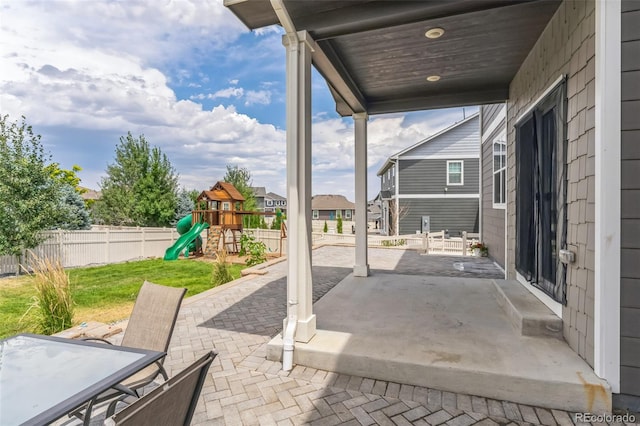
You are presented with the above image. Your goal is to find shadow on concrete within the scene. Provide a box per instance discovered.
[372,249,504,279]
[198,266,352,336]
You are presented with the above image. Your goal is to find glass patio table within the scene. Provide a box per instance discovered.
[0,333,164,426]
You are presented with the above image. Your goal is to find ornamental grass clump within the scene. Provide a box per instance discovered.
[211,249,233,287]
[23,252,74,335]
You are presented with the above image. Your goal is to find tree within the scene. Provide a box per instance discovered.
[337,215,343,234]
[47,163,85,195]
[96,132,178,227]
[174,188,195,225]
[223,164,258,228]
[323,221,328,233]
[0,115,63,257]
[53,185,91,230]
[388,199,409,236]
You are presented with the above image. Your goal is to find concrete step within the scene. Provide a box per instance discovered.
[267,329,610,414]
[492,279,563,339]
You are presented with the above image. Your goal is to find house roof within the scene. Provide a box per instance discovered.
[224,0,560,116]
[312,195,355,210]
[251,186,267,197]
[377,112,479,176]
[79,186,101,201]
[197,181,246,203]
[266,192,286,201]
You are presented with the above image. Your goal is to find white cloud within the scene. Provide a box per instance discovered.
[211,87,245,99]
[254,25,284,37]
[244,90,271,106]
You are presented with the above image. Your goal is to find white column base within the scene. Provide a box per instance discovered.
[353,264,370,277]
[296,315,316,343]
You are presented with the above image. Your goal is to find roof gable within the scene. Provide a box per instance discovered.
[197,181,246,202]
[400,114,480,158]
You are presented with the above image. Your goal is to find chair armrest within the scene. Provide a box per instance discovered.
[80,337,114,344]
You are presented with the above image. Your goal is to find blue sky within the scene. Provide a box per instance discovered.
[0,1,477,201]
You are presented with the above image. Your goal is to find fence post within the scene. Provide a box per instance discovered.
[441,230,445,253]
[105,228,110,264]
[421,233,427,254]
[141,228,145,258]
[462,231,467,256]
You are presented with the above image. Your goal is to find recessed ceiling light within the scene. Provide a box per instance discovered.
[425,27,445,39]
[426,75,441,82]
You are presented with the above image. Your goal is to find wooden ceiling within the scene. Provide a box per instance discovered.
[224,0,561,116]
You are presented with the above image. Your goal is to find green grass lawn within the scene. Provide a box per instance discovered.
[0,258,245,339]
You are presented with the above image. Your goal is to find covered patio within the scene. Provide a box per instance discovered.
[223,0,620,416]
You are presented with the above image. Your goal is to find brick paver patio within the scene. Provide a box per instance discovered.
[92,246,629,425]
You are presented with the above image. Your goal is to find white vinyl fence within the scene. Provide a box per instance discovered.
[245,228,480,257]
[0,227,482,275]
[0,227,180,275]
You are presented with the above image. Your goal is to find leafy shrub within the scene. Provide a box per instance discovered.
[211,249,233,286]
[239,233,267,267]
[24,252,74,335]
[337,216,343,234]
[323,221,328,233]
[381,239,406,247]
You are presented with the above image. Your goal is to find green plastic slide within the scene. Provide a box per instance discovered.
[163,220,209,261]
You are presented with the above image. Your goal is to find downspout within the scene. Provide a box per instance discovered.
[271,0,298,372]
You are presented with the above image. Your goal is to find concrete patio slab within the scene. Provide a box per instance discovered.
[268,272,611,414]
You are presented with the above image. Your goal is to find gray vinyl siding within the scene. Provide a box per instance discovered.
[621,0,640,399]
[399,198,479,236]
[398,158,479,195]
[380,165,396,194]
[402,116,479,157]
[314,209,355,221]
[481,115,506,269]
[481,104,503,134]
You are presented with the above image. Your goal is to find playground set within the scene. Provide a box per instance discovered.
[163,181,279,261]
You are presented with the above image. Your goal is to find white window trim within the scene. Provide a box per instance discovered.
[222,202,230,211]
[492,130,507,209]
[312,210,319,219]
[446,160,464,186]
[345,209,352,219]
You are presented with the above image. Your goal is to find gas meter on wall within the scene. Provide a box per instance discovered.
[421,216,430,233]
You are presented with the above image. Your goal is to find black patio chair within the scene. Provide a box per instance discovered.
[104,351,216,426]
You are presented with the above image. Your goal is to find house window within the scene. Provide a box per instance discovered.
[493,131,507,208]
[345,209,352,219]
[312,210,319,219]
[515,78,567,304]
[336,210,342,219]
[447,160,464,185]
[266,199,273,206]
[222,202,230,211]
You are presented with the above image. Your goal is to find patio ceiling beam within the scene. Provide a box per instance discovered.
[312,40,367,115]
[366,87,510,116]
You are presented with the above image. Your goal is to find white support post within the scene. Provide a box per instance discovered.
[283,30,316,343]
[353,112,370,277]
[594,0,621,393]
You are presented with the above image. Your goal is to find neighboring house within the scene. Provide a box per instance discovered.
[377,114,479,236]
[480,104,507,270]
[367,196,381,230]
[311,195,355,221]
[250,186,267,211]
[227,0,638,411]
[265,191,287,215]
[79,186,101,202]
